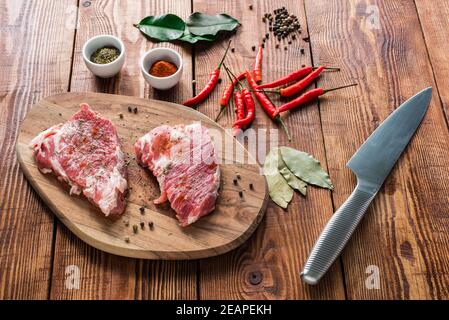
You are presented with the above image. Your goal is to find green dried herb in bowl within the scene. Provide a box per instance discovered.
[90,46,120,64]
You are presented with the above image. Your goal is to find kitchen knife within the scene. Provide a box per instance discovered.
[301,87,433,285]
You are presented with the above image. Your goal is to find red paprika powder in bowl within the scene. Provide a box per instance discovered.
[149,60,178,77]
[141,48,183,90]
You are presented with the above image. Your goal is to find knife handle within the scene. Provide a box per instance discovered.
[301,185,376,285]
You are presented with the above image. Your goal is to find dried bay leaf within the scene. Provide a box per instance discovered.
[280,146,334,190]
[278,155,307,196]
[263,148,293,208]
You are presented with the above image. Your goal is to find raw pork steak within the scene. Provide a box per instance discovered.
[30,103,128,216]
[135,123,220,226]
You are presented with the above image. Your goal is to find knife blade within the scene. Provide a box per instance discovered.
[301,87,432,285]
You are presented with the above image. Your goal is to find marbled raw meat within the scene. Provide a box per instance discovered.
[30,103,128,215]
[135,123,220,226]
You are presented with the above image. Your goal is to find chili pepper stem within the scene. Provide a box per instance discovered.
[250,89,279,93]
[260,87,292,141]
[217,40,232,70]
[253,83,357,95]
[223,63,235,84]
[215,107,226,122]
[276,116,291,141]
[323,83,358,93]
[224,64,244,89]
[314,67,340,71]
[217,65,236,122]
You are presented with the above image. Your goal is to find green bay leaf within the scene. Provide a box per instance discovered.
[186,12,240,36]
[280,146,334,190]
[135,14,185,41]
[179,29,217,43]
[263,148,293,208]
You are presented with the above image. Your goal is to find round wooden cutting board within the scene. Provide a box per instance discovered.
[16,92,268,260]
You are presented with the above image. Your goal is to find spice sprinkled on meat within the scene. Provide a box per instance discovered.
[135,123,220,226]
[30,103,128,216]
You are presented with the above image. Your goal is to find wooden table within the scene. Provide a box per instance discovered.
[1,0,448,300]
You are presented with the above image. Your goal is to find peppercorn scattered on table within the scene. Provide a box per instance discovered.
[1,0,449,300]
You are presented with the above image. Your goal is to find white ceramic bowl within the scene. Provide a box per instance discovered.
[141,48,183,90]
[82,35,125,78]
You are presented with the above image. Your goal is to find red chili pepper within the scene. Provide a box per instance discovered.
[233,88,255,135]
[253,46,263,83]
[280,65,325,97]
[219,82,234,107]
[257,66,313,89]
[219,72,246,107]
[183,41,231,107]
[275,83,358,115]
[246,70,291,140]
[234,90,245,123]
[216,72,246,122]
[246,70,277,119]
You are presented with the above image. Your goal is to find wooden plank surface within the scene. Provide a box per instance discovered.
[194,0,345,299]
[0,0,76,299]
[415,0,449,123]
[305,0,449,299]
[49,0,197,300]
[1,0,449,300]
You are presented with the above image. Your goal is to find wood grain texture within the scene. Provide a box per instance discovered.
[415,0,449,123]
[2,0,449,300]
[0,0,76,299]
[49,0,197,300]
[17,92,267,259]
[305,0,449,299]
[195,0,346,299]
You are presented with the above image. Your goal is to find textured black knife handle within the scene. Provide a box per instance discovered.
[301,185,376,285]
